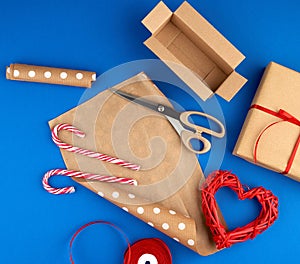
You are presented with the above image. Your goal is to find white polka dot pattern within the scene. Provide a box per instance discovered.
[116,203,196,250]
[128,193,135,199]
[162,223,169,230]
[44,71,51,78]
[153,207,160,214]
[112,191,119,198]
[169,210,176,215]
[76,72,83,80]
[6,64,97,88]
[178,223,186,230]
[137,207,144,214]
[13,70,20,77]
[28,70,36,78]
[188,239,195,246]
[60,72,68,79]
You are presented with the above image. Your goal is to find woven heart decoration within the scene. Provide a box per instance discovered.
[201,170,279,249]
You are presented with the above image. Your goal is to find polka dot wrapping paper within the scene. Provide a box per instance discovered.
[6,63,96,88]
[48,72,224,256]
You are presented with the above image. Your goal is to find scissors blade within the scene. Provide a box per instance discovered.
[165,116,186,136]
[111,89,181,120]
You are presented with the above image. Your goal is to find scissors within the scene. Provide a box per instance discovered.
[111,89,225,154]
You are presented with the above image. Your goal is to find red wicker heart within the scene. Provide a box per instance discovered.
[201,170,279,249]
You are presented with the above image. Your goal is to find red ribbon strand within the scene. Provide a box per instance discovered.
[251,105,300,126]
[251,104,300,174]
[69,220,172,264]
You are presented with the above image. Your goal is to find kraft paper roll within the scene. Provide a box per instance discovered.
[6,63,96,88]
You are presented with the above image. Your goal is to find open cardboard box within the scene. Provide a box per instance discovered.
[142,1,247,101]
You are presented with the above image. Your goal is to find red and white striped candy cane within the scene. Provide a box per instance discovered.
[52,123,140,171]
[43,169,138,195]
[43,123,140,195]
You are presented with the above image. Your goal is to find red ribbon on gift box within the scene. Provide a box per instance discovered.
[251,104,300,174]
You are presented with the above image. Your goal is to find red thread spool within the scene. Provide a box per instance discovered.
[124,238,172,264]
[69,221,172,264]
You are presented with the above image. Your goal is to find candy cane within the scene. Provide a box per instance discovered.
[43,169,138,195]
[52,123,140,171]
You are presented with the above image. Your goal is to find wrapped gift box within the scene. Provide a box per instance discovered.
[234,62,300,181]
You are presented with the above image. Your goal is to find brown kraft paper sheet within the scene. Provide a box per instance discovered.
[234,62,300,181]
[49,72,222,255]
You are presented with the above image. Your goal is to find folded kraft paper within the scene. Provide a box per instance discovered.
[49,72,225,255]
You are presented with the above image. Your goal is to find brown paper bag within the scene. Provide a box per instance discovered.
[49,72,220,255]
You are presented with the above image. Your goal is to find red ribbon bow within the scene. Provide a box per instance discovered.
[251,104,300,175]
[277,109,300,125]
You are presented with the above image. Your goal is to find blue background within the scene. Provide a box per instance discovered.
[0,0,300,263]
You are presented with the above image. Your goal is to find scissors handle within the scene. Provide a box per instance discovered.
[179,111,225,154]
[179,111,225,138]
[181,130,212,154]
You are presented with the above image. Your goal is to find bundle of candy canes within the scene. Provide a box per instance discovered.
[43,123,140,194]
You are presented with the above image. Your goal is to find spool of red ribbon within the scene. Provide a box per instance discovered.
[123,238,172,264]
[69,220,172,264]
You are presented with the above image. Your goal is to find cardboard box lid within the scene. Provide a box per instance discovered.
[142,1,172,34]
[216,71,247,101]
